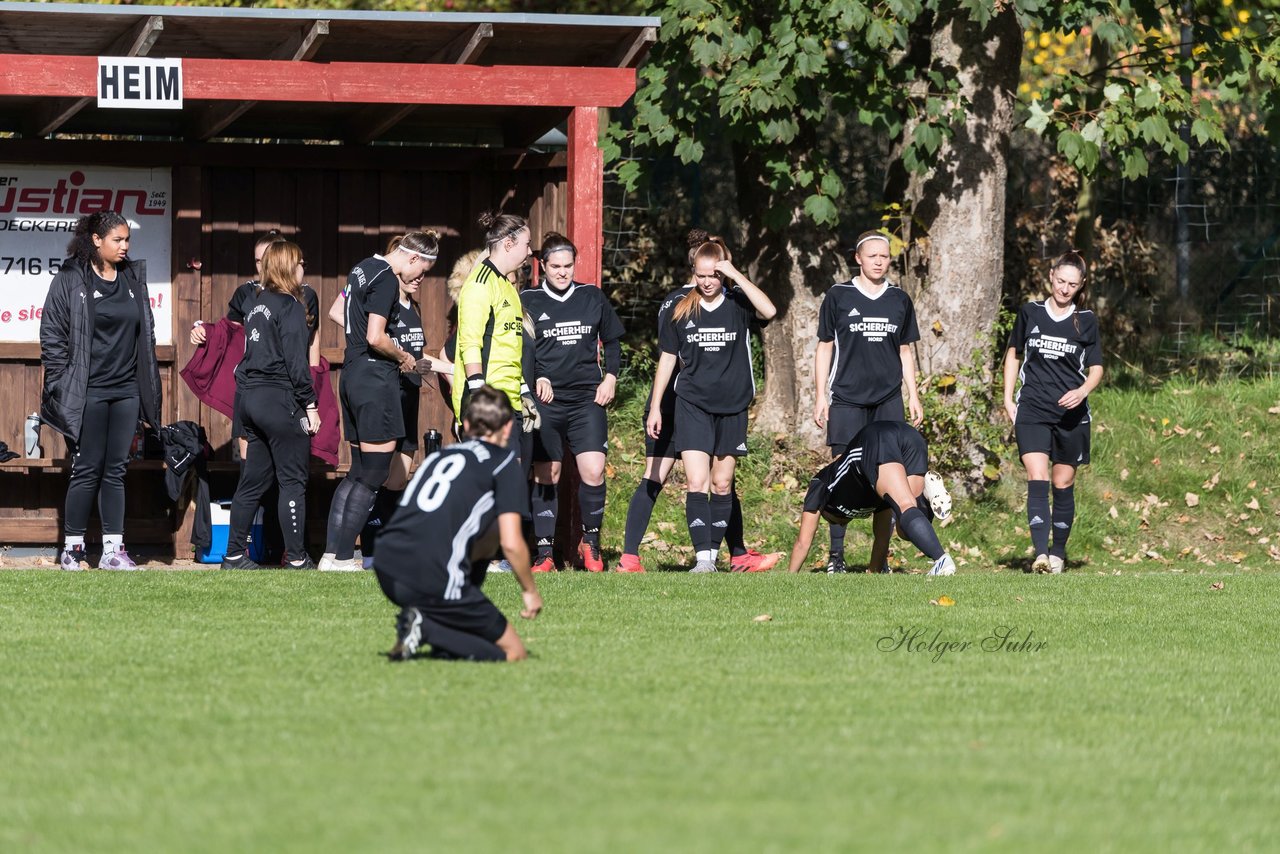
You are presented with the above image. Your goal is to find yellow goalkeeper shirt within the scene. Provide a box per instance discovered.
[452,258,524,413]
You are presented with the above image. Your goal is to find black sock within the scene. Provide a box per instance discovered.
[686,492,712,552]
[897,506,945,561]
[727,488,746,557]
[324,477,355,554]
[829,521,846,559]
[579,481,606,546]
[1027,480,1051,557]
[531,482,557,558]
[361,488,403,559]
[336,480,379,561]
[709,492,732,556]
[624,478,663,555]
[1051,485,1075,559]
[916,494,935,521]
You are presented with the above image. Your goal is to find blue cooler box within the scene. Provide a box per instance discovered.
[198,501,265,563]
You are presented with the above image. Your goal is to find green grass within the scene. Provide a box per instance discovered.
[2,571,1278,852]
[597,375,1280,574]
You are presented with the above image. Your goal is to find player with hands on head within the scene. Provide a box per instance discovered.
[520,232,625,572]
[376,385,542,662]
[1003,250,1103,574]
[787,421,955,576]
[646,230,776,573]
[813,230,922,574]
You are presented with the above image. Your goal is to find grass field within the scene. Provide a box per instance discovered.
[3,570,1278,852]
[3,378,1278,850]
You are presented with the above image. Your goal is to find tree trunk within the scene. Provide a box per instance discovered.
[891,7,1023,376]
[732,143,847,446]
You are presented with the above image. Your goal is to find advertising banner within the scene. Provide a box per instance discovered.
[0,164,172,344]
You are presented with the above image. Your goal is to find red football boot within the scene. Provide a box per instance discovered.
[616,553,646,573]
[531,555,556,573]
[576,540,606,572]
[729,549,783,573]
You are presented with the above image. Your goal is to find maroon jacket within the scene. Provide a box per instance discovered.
[180,317,339,464]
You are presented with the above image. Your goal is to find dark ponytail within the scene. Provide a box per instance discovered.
[67,211,129,268]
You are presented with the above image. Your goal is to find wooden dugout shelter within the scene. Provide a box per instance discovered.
[0,1,656,555]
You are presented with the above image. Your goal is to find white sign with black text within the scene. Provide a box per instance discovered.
[0,165,173,344]
[97,57,183,110]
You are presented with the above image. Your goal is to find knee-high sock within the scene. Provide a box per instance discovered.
[896,506,945,561]
[361,488,403,559]
[1050,485,1075,559]
[727,489,746,557]
[1027,480,1051,557]
[708,492,732,557]
[829,521,847,559]
[334,451,393,560]
[579,481,606,546]
[531,482,557,558]
[624,478,663,555]
[686,492,712,553]
[324,477,355,554]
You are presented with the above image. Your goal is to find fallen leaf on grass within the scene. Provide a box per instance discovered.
[1109,505,1119,519]
[1185,492,1200,507]
[1210,581,1225,591]
[753,614,773,623]
[1246,497,1261,511]
[1121,468,1130,481]
[1209,445,1221,455]
[929,595,955,607]
[1173,425,1189,436]
[1268,404,1280,415]
[1203,472,1221,490]
[1014,596,1023,602]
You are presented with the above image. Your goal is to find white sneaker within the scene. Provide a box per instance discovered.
[1048,555,1065,574]
[928,554,956,576]
[689,560,717,574]
[923,471,952,521]
[489,559,513,573]
[1031,554,1051,574]
[318,554,361,572]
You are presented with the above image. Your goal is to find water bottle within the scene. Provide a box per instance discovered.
[24,412,42,458]
[424,429,442,456]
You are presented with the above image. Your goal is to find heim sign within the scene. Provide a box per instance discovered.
[97,57,183,110]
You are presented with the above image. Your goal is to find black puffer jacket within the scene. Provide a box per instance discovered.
[39,257,163,443]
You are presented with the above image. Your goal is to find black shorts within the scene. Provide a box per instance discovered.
[1015,417,1091,466]
[643,396,678,460]
[827,396,905,449]
[857,420,929,484]
[533,392,608,463]
[398,384,421,454]
[340,366,404,445]
[376,572,508,643]
[673,397,748,457]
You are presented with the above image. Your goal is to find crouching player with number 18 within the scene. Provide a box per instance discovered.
[374,386,542,662]
[787,421,956,576]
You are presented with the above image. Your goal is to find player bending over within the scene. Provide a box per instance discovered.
[374,385,543,662]
[787,421,956,576]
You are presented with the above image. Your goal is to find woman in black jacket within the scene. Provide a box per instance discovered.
[221,240,320,569]
[40,211,163,571]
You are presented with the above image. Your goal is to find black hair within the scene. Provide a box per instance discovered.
[67,211,129,268]
[540,231,577,261]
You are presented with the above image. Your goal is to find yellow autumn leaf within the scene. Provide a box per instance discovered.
[936,595,955,607]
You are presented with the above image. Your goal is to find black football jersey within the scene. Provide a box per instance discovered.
[1008,301,1102,424]
[343,255,400,371]
[646,285,692,413]
[521,282,625,392]
[659,290,757,414]
[229,280,318,335]
[817,280,920,407]
[374,439,528,599]
[389,298,425,389]
[235,290,316,408]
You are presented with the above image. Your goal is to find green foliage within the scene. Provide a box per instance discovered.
[610,0,971,229]
[1017,2,1280,177]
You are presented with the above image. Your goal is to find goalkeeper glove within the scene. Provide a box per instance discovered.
[520,383,541,433]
